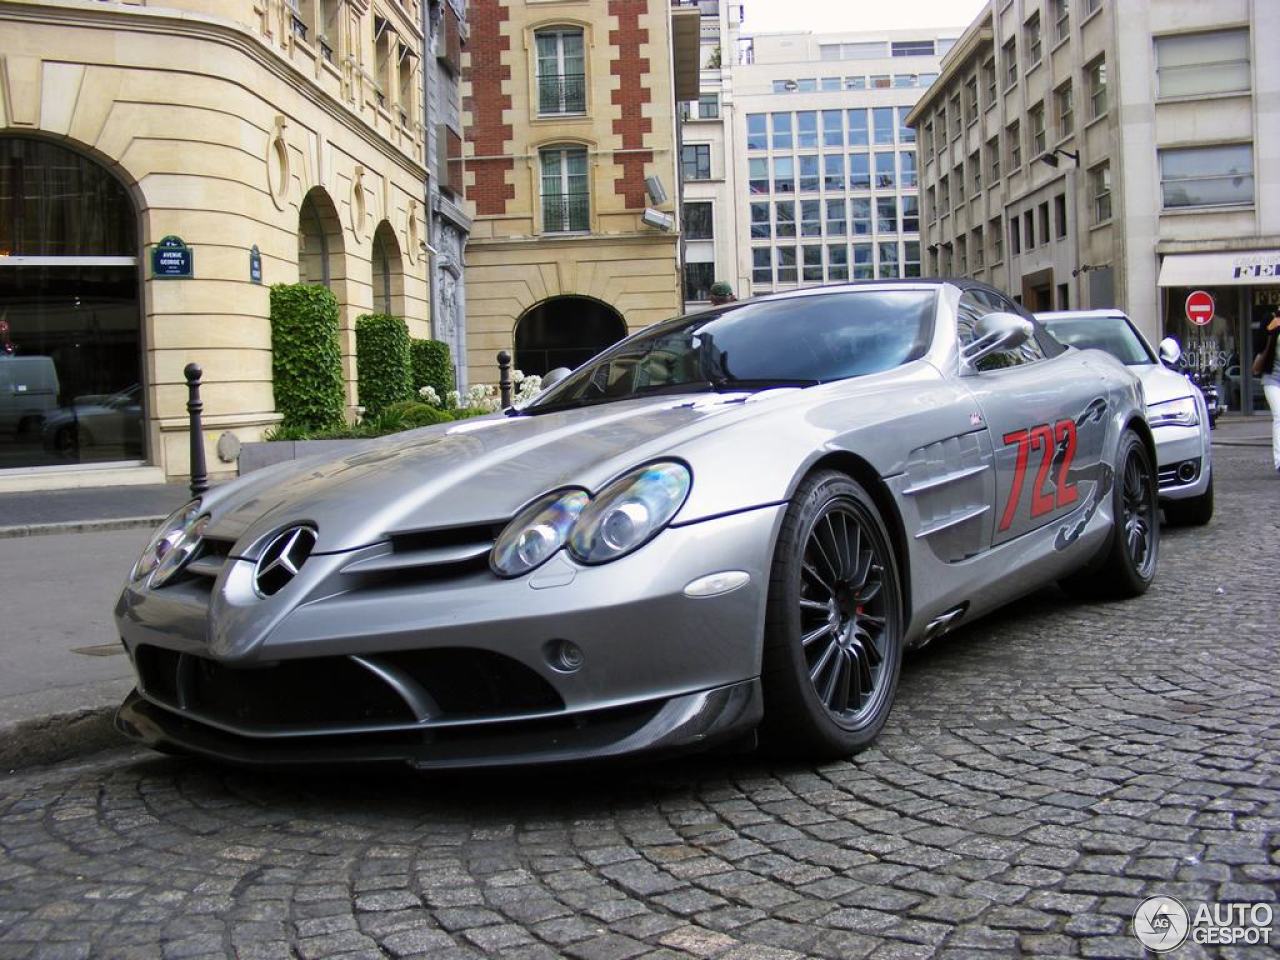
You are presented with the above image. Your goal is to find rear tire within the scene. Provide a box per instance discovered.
[1060,430,1159,600]
[1163,472,1213,526]
[760,470,904,760]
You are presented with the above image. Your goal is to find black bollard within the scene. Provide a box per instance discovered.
[497,350,513,408]
[184,363,209,497]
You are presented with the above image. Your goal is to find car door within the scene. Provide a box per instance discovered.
[958,289,1110,547]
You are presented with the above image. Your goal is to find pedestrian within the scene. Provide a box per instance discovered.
[708,282,736,306]
[1253,309,1280,474]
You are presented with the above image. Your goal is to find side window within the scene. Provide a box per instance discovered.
[957,289,1046,369]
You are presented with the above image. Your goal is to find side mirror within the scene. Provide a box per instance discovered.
[961,312,1034,374]
[540,366,572,390]
[1158,337,1182,368]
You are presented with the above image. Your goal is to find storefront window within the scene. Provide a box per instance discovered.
[1161,285,1272,413]
[0,137,142,468]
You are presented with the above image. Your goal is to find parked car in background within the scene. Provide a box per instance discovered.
[42,384,144,459]
[0,354,59,436]
[1038,310,1212,525]
[115,282,1160,770]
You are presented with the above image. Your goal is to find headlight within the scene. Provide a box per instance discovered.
[131,500,207,587]
[1147,396,1198,428]
[491,489,590,577]
[569,461,691,565]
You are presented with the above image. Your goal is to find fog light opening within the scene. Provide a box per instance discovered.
[684,570,751,598]
[545,639,584,674]
[1176,461,1197,483]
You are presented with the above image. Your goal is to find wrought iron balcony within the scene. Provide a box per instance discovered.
[542,193,590,233]
[538,74,587,115]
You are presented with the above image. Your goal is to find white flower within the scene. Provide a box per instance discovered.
[446,389,461,408]
[417,385,442,407]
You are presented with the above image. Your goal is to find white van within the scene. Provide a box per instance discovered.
[0,355,60,434]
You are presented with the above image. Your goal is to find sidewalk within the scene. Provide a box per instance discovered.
[1210,414,1272,447]
[0,482,191,538]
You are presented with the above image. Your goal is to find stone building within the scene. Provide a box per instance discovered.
[907,0,1279,415]
[0,0,433,487]
[460,0,699,383]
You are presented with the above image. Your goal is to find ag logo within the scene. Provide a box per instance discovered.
[1134,895,1189,952]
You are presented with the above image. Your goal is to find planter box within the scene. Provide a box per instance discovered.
[238,438,385,475]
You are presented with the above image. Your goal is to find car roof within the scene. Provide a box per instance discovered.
[1035,309,1132,322]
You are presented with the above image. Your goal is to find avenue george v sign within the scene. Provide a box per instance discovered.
[151,235,193,278]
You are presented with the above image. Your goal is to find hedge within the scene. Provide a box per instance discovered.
[269,283,346,431]
[355,313,413,416]
[411,338,455,399]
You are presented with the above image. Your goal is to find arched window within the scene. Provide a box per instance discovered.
[535,27,585,115]
[298,188,343,289]
[515,296,627,375]
[370,221,404,316]
[0,136,142,468]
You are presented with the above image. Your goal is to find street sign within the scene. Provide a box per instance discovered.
[1185,290,1214,326]
[249,245,262,284]
[152,235,193,279]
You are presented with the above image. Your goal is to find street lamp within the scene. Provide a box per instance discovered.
[1038,148,1080,168]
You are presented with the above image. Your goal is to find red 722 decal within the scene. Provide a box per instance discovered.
[997,418,1079,532]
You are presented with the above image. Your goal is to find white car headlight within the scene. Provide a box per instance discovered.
[569,462,692,565]
[131,500,208,587]
[491,489,590,577]
[1147,396,1198,428]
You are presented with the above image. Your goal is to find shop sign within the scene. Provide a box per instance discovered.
[1231,254,1280,280]
[1185,290,1214,327]
[249,245,262,284]
[152,236,193,279]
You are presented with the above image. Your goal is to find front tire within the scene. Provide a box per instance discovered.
[760,470,904,759]
[1163,472,1213,526]
[1060,430,1159,599]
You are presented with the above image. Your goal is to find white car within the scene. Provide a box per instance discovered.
[1038,310,1212,525]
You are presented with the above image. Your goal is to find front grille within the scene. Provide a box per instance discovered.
[133,644,564,734]
[183,536,235,583]
[340,523,500,581]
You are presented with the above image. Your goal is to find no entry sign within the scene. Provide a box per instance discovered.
[1185,290,1215,326]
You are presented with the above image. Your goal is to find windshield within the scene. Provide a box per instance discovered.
[1041,316,1154,366]
[524,288,937,414]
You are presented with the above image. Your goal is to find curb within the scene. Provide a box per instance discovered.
[0,516,164,540]
[1,706,129,773]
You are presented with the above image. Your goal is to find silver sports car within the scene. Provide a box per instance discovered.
[114,281,1159,768]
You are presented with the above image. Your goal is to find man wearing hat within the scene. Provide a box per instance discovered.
[708,282,736,306]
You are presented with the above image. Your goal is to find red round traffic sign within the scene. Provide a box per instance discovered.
[1185,290,1215,326]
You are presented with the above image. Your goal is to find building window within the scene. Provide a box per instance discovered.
[875,153,896,189]
[802,244,823,281]
[1084,0,1101,12]
[965,76,978,123]
[903,240,920,277]
[797,111,819,149]
[939,174,949,212]
[953,163,965,204]
[892,40,935,57]
[982,58,996,107]
[1010,217,1021,255]
[1030,101,1046,157]
[847,109,869,146]
[1155,29,1250,99]
[752,247,771,284]
[748,157,768,194]
[902,195,919,232]
[922,122,933,159]
[1087,56,1107,119]
[926,185,936,222]
[845,75,867,90]
[535,28,586,115]
[1057,282,1069,309]
[955,236,967,275]
[682,93,720,120]
[747,113,767,150]
[879,241,900,278]
[682,143,711,180]
[893,74,918,88]
[777,246,797,283]
[900,151,917,188]
[853,243,873,279]
[987,135,1001,184]
[876,196,897,232]
[683,201,713,239]
[801,200,822,236]
[1038,202,1050,244]
[898,107,915,143]
[873,107,895,145]
[1090,160,1112,223]
[1158,144,1254,208]
[771,112,793,149]
[871,74,891,89]
[848,153,870,190]
[826,198,847,235]
[990,217,1003,262]
[1055,193,1068,238]
[949,95,962,139]
[1007,120,1021,170]
[1024,210,1036,249]
[797,78,817,92]
[823,110,844,147]
[750,201,770,239]
[970,150,981,195]
[851,198,871,235]
[971,226,984,269]
[1056,82,1074,137]
[920,72,938,87]
[1052,0,1070,44]
[775,200,796,237]
[821,77,842,91]
[540,145,589,232]
[824,154,844,191]
[774,156,794,192]
[828,244,849,281]
[1003,37,1018,89]
[684,262,715,302]
[1025,12,1042,67]
[800,155,820,192]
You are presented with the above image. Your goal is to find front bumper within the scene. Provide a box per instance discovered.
[1153,423,1211,501]
[114,505,783,766]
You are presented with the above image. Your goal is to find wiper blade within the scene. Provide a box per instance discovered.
[708,377,821,391]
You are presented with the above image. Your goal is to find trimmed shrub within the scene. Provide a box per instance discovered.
[269,283,346,431]
[355,313,413,416]
[411,338,455,399]
[382,400,456,429]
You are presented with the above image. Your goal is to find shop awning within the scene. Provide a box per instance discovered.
[1157,250,1280,286]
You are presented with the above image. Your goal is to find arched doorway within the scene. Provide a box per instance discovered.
[0,136,142,469]
[370,220,404,316]
[298,188,344,288]
[514,296,627,375]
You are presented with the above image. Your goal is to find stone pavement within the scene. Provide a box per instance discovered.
[0,445,1276,958]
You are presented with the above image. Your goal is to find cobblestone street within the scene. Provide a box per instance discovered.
[1,445,1277,960]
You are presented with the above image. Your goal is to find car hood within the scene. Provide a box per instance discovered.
[1133,363,1194,407]
[204,390,800,554]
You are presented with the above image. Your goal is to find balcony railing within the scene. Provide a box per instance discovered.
[538,74,586,115]
[542,192,590,233]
